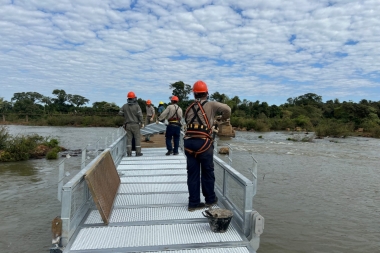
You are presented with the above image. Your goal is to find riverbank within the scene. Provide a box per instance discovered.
[2,116,380,138]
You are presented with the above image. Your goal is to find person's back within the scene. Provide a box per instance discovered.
[158,96,183,155]
[184,80,231,212]
[157,101,165,116]
[118,91,143,156]
[120,102,143,124]
[184,100,230,138]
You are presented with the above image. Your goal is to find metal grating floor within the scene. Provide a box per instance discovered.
[66,147,255,253]
[84,206,219,224]
[71,223,243,250]
[118,164,186,170]
[118,169,185,176]
[120,175,187,183]
[118,183,188,193]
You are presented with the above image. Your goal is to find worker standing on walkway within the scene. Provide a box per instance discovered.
[184,80,231,211]
[118,91,143,157]
[145,100,155,126]
[157,101,165,117]
[157,96,183,156]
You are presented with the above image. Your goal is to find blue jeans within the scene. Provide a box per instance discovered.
[184,138,216,207]
[165,124,180,153]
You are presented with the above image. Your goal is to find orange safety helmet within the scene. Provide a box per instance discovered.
[192,80,208,93]
[127,91,136,99]
[146,99,151,105]
[171,96,179,102]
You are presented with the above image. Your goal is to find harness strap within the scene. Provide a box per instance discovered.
[185,101,212,139]
[168,105,180,122]
[184,138,213,157]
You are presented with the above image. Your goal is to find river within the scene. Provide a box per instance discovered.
[0,126,379,253]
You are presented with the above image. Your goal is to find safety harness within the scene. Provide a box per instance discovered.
[184,100,213,156]
[168,105,181,126]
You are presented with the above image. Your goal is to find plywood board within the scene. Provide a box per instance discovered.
[85,151,120,225]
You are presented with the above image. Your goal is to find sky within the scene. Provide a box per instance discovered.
[1,0,379,107]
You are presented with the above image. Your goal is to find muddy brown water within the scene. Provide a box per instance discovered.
[0,126,379,253]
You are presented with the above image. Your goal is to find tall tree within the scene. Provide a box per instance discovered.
[210,92,228,103]
[294,93,322,106]
[11,92,44,114]
[52,89,69,105]
[40,96,52,114]
[52,89,72,112]
[169,81,192,102]
[12,92,43,103]
[69,95,89,107]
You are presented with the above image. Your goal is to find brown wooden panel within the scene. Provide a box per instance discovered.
[85,151,120,225]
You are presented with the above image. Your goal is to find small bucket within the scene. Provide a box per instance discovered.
[202,209,233,233]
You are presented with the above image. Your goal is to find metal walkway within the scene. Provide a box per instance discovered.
[63,147,256,253]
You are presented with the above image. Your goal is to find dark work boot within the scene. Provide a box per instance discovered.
[127,147,132,157]
[135,147,143,156]
[166,150,173,156]
[205,196,218,207]
[188,203,206,212]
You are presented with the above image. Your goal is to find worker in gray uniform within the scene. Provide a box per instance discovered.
[145,99,155,126]
[119,91,143,157]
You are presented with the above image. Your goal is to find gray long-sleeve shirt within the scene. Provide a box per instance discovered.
[146,105,155,117]
[118,102,143,125]
[184,99,231,127]
[158,104,183,122]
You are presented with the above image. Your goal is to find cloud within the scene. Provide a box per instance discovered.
[0,0,379,106]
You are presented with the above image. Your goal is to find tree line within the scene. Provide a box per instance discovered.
[1,82,380,138]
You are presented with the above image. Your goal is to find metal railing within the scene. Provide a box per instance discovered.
[60,130,258,245]
[57,127,126,201]
[180,134,258,237]
[58,127,127,246]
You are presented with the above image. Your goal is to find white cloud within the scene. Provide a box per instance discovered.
[0,0,379,106]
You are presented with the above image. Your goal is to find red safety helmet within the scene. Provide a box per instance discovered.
[171,96,179,102]
[127,91,136,99]
[192,80,208,93]
[146,99,151,105]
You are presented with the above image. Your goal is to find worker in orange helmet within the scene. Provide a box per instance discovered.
[145,99,155,126]
[184,80,231,211]
[118,91,144,157]
[157,95,183,155]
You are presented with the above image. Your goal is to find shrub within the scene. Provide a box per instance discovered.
[0,128,62,162]
[46,149,58,159]
[46,138,59,148]
[315,120,353,137]
[0,125,9,150]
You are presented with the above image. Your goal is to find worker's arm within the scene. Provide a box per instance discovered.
[216,103,231,121]
[158,106,170,121]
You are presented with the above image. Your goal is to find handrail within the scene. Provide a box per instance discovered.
[60,132,127,246]
[59,130,258,246]
[57,127,125,202]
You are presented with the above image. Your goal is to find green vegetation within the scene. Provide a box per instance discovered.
[0,126,63,162]
[1,85,380,138]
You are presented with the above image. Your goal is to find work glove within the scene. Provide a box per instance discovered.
[156,120,159,124]
[150,117,154,122]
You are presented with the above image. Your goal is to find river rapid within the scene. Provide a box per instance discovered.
[0,126,379,253]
